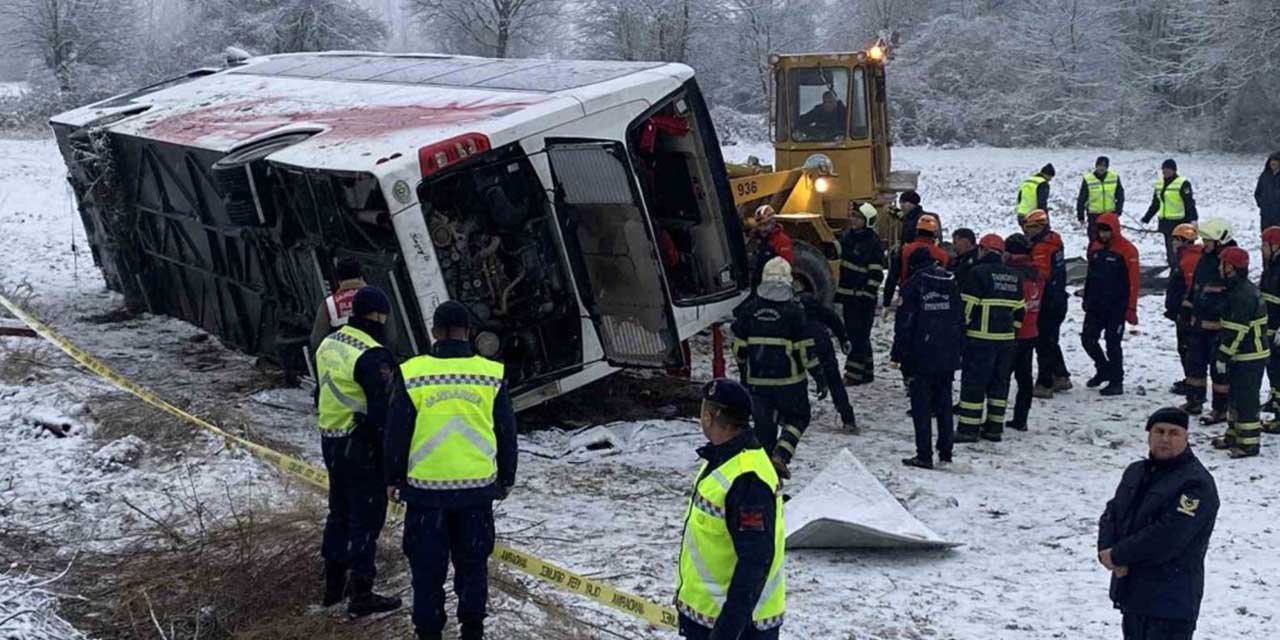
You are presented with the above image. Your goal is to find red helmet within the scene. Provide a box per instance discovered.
[979,233,1005,252]
[1219,246,1250,271]
[1263,226,1280,246]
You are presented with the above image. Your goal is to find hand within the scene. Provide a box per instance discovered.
[770,454,791,480]
[815,380,829,400]
[889,360,901,370]
[386,486,401,503]
[1098,548,1115,571]
[1126,310,1138,326]
[1112,566,1129,578]
[841,340,852,355]
[1215,360,1228,375]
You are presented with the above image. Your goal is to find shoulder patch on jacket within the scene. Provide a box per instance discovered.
[736,508,766,531]
[1177,494,1200,517]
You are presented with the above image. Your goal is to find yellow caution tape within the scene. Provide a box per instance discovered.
[0,294,678,630]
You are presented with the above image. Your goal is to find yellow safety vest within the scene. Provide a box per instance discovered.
[1084,170,1119,214]
[401,354,504,490]
[315,325,381,436]
[676,447,786,631]
[1154,176,1187,220]
[1018,175,1047,216]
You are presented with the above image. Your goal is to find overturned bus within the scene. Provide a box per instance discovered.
[49,52,750,409]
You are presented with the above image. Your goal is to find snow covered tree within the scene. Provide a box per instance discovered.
[0,0,139,91]
[578,0,702,63]
[188,0,387,55]
[406,0,563,58]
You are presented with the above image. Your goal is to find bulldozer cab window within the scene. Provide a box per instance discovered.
[850,67,869,139]
[790,67,849,142]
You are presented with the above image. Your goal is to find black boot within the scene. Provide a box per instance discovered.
[321,560,347,607]
[1086,372,1108,388]
[1170,380,1191,395]
[901,456,933,470]
[1100,382,1124,396]
[346,576,402,618]
[416,633,443,640]
[460,618,485,640]
[954,429,980,443]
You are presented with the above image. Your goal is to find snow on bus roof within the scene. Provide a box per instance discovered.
[49,53,690,172]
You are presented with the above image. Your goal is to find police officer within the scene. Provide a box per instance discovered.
[1098,407,1219,640]
[1076,156,1125,237]
[892,248,964,469]
[676,379,785,640]
[956,235,1025,443]
[1023,210,1072,398]
[1166,224,1203,396]
[385,301,518,640]
[1017,164,1055,219]
[1211,247,1269,458]
[732,257,819,478]
[835,203,885,386]
[310,257,367,361]
[1258,226,1280,418]
[1082,213,1140,397]
[1182,220,1236,422]
[798,292,857,432]
[1142,159,1199,269]
[314,286,402,617]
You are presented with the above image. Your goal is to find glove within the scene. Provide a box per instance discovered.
[1126,310,1138,326]
[841,340,853,355]
[1215,360,1228,375]
[889,360,901,369]
[815,378,829,400]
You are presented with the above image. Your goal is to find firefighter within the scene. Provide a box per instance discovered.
[798,292,857,432]
[1261,226,1280,421]
[676,379,785,640]
[1016,164,1055,219]
[835,203,885,387]
[1142,159,1199,269]
[956,235,1024,443]
[1098,407,1219,640]
[1211,247,1269,458]
[1166,223,1203,396]
[314,286,402,617]
[1183,219,1235,422]
[310,257,367,362]
[1022,210,1073,397]
[1082,213,1140,397]
[1075,156,1124,238]
[745,205,794,291]
[892,247,964,469]
[949,227,979,286]
[1003,233,1043,431]
[731,257,820,478]
[384,301,519,640]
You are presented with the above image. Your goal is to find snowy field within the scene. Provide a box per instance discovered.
[0,82,28,99]
[3,136,1279,639]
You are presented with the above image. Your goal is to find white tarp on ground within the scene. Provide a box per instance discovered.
[785,448,961,550]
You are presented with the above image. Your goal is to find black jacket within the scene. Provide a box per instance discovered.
[678,432,778,640]
[834,226,885,306]
[960,253,1025,341]
[1261,252,1280,331]
[799,294,847,358]
[891,264,964,375]
[1084,242,1133,320]
[948,248,978,291]
[1254,152,1280,220]
[1190,243,1234,327]
[383,339,518,508]
[1143,176,1198,224]
[1216,273,1270,367]
[1098,448,1219,621]
[731,296,817,389]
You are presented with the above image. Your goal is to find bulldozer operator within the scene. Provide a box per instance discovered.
[795,90,846,141]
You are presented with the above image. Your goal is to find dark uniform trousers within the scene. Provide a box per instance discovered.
[680,620,780,640]
[1010,338,1036,428]
[1122,613,1196,640]
[815,336,855,424]
[321,436,388,580]
[957,340,1015,438]
[751,384,811,457]
[1035,302,1071,387]
[842,302,876,384]
[1268,328,1280,400]
[909,371,955,463]
[1228,360,1265,454]
[1185,328,1230,413]
[1082,313,1126,383]
[403,504,496,636]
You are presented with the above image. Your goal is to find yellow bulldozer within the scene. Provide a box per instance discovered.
[727,43,918,304]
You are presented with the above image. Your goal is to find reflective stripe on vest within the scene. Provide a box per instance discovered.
[315,325,380,436]
[1018,175,1046,216]
[1219,317,1272,362]
[1084,170,1119,214]
[961,294,1024,341]
[1154,176,1187,220]
[731,337,811,386]
[676,448,786,631]
[401,355,504,490]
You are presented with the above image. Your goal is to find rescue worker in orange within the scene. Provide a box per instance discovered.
[1081,213,1140,396]
[1022,210,1073,398]
[1166,224,1203,396]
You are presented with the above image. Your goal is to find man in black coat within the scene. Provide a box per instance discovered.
[1098,407,1219,640]
[1255,152,1280,231]
[892,248,964,469]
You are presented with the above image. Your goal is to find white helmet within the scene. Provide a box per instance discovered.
[1197,218,1232,244]
[857,202,879,226]
[757,257,794,302]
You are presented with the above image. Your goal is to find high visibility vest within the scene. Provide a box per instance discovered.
[1018,175,1047,216]
[401,354,504,490]
[1083,170,1119,214]
[1154,176,1188,220]
[676,448,786,631]
[315,325,381,437]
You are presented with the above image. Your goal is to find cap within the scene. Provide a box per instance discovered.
[979,233,1005,253]
[1095,156,1110,168]
[1145,407,1190,432]
[1041,163,1056,177]
[703,378,753,423]
[432,300,472,330]
[1263,226,1280,246]
[1162,158,1178,171]
[1172,223,1198,242]
[900,190,921,205]
[351,286,391,318]
[1219,246,1249,271]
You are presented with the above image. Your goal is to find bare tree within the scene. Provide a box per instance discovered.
[0,0,138,91]
[578,0,701,62]
[406,0,563,58]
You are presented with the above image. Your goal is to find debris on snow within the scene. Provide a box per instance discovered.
[91,435,147,470]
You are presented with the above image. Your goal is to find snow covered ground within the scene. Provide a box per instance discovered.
[3,136,1280,639]
[0,82,28,99]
